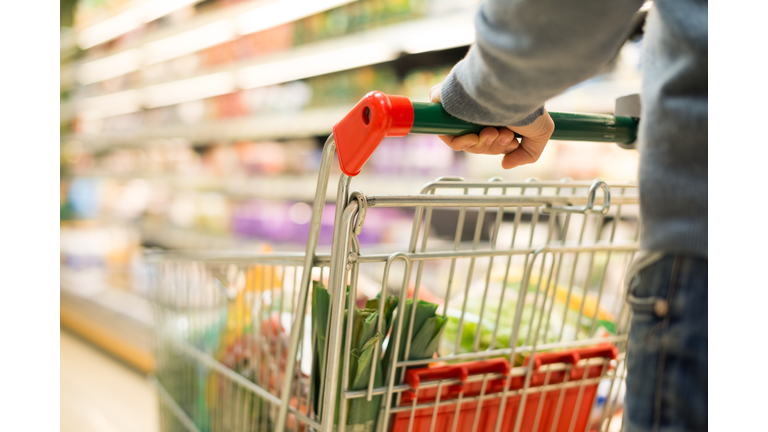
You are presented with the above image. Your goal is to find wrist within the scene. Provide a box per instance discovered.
[508,107,545,127]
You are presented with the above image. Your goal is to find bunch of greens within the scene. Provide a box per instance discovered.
[346,295,399,431]
[381,298,447,385]
[310,282,400,432]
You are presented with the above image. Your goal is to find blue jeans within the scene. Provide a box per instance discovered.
[623,254,708,432]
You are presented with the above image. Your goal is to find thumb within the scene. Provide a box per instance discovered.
[501,134,548,169]
[501,111,555,169]
[430,83,443,103]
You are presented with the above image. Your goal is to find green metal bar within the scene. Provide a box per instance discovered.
[410,102,637,144]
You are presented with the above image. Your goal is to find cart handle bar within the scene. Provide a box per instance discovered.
[332,91,638,177]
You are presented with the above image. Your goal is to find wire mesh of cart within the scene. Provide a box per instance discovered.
[148,92,641,432]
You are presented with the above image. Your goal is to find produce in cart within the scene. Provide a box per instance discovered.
[441,271,616,365]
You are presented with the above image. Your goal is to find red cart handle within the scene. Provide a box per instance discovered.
[405,358,511,390]
[333,91,639,177]
[405,364,469,390]
[572,344,618,361]
[524,351,580,371]
[401,364,466,404]
[523,344,618,371]
[402,358,510,404]
[333,91,413,176]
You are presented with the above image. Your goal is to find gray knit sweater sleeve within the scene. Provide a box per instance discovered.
[441,0,644,126]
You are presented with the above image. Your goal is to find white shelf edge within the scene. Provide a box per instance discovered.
[70,105,350,147]
[60,270,154,327]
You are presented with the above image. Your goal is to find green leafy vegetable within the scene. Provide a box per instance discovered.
[311,282,401,432]
[382,298,447,385]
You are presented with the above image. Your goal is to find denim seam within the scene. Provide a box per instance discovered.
[652,255,682,432]
[624,251,665,300]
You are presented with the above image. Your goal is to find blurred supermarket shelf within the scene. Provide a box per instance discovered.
[60,27,77,54]
[69,0,356,65]
[65,170,443,202]
[61,0,275,84]
[544,79,642,114]
[65,76,640,144]
[70,105,349,148]
[60,268,155,373]
[60,100,76,124]
[136,218,296,251]
[60,65,78,95]
[62,8,474,97]
[64,11,475,124]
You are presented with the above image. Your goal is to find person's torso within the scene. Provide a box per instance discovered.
[638,0,708,255]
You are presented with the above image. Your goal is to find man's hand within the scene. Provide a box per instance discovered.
[430,83,555,170]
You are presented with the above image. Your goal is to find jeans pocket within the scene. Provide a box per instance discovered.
[625,258,671,318]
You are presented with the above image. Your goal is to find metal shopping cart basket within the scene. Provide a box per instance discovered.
[148,92,641,432]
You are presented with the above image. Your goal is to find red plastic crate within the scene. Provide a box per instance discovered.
[391,344,617,432]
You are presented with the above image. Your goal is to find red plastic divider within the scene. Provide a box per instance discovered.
[390,344,617,432]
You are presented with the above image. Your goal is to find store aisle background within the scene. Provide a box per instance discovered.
[61,329,158,432]
[59,1,646,430]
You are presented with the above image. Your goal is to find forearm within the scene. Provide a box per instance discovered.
[441,0,644,126]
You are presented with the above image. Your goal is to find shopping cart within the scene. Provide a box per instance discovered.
[149,91,641,432]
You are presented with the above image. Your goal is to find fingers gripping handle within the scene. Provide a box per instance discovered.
[332,91,639,177]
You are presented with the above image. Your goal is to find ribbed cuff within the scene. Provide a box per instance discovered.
[440,64,544,127]
[509,107,545,127]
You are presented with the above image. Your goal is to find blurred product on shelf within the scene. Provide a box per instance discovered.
[60,133,638,253]
[62,169,420,248]
[306,66,400,109]
[548,141,640,182]
[367,134,459,176]
[401,64,453,101]
[464,140,640,184]
[61,134,438,248]
[65,130,461,179]
[65,176,155,222]
[234,139,318,175]
[59,220,147,300]
[61,221,140,271]
[231,201,411,246]
[240,82,312,117]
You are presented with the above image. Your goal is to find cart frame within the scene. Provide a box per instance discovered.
[150,92,641,432]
